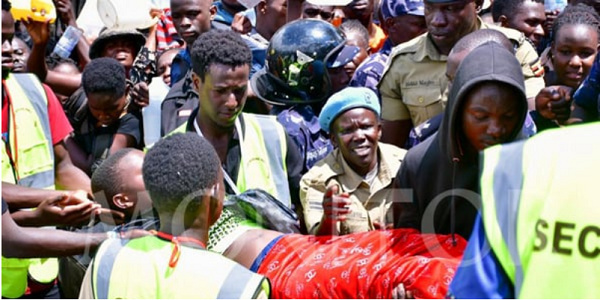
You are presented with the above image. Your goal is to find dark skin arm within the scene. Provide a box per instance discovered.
[64,135,93,175]
[381,119,413,149]
[54,0,91,67]
[2,209,107,258]
[2,207,148,258]
[54,140,92,194]
[2,182,69,209]
[23,18,82,96]
[11,192,99,227]
[109,133,136,155]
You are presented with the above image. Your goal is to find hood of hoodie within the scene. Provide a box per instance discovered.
[439,41,528,164]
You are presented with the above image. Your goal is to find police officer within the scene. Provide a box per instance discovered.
[449,123,600,298]
[378,0,545,148]
[252,19,359,174]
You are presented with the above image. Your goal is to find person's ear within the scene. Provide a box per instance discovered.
[258,0,268,14]
[498,15,509,27]
[210,4,217,20]
[113,194,134,210]
[329,132,338,148]
[377,122,382,141]
[191,72,201,91]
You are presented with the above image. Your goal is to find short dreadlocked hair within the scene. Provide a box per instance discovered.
[492,0,545,23]
[190,29,251,82]
[143,133,221,214]
[552,3,600,41]
[82,57,126,98]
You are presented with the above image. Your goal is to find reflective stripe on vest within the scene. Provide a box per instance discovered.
[236,113,290,206]
[480,124,600,298]
[91,236,269,299]
[1,73,57,299]
[480,141,526,295]
[1,73,55,189]
[165,113,291,206]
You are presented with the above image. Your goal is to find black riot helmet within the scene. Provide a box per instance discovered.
[251,19,359,106]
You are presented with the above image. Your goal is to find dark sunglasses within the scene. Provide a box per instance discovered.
[303,8,334,20]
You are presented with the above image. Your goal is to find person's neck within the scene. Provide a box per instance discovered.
[195,112,235,140]
[433,20,480,56]
[255,23,274,41]
[158,217,210,245]
[354,151,379,177]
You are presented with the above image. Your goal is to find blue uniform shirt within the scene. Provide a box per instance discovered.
[349,38,394,102]
[271,105,333,173]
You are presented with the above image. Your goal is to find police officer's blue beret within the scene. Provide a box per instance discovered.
[319,87,381,133]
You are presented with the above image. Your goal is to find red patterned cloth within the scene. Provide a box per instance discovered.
[156,8,184,52]
[257,228,466,299]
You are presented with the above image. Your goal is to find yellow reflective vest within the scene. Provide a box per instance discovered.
[169,113,291,206]
[90,236,270,298]
[1,73,58,298]
[480,123,600,298]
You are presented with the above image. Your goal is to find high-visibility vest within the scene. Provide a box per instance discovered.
[480,123,600,298]
[169,112,291,206]
[1,73,58,298]
[90,236,270,299]
[1,73,55,189]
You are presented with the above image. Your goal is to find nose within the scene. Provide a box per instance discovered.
[180,16,192,27]
[532,24,544,43]
[429,10,447,27]
[569,55,583,68]
[486,119,504,139]
[224,92,239,109]
[2,39,13,58]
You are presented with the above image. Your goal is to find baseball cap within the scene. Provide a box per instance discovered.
[319,87,380,133]
[381,0,425,19]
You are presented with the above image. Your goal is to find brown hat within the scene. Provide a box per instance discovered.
[89,27,146,59]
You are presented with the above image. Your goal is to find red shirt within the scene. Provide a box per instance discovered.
[2,80,73,146]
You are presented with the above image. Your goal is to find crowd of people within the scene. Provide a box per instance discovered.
[2,0,599,298]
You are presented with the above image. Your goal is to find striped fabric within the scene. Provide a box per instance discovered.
[156,8,184,52]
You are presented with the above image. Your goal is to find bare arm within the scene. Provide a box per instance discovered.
[55,0,90,67]
[11,193,99,227]
[2,210,108,258]
[109,133,136,155]
[24,18,82,96]
[2,182,66,209]
[64,135,93,175]
[54,140,92,194]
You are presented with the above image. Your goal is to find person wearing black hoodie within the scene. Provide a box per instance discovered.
[392,41,529,240]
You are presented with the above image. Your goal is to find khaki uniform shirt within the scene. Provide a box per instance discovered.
[378,18,545,125]
[300,143,406,235]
